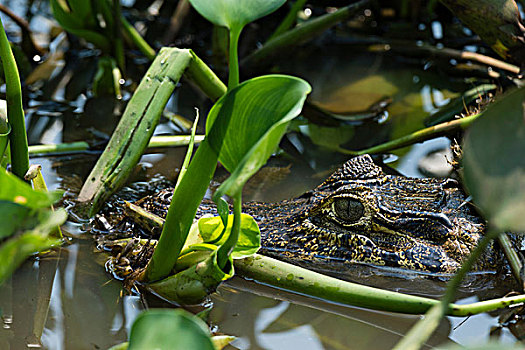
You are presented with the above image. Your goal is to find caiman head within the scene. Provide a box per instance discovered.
[260,155,488,274]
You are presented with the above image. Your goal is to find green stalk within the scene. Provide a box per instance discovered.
[175,111,199,189]
[217,191,242,268]
[242,0,370,67]
[392,229,500,350]
[186,51,227,101]
[120,15,156,60]
[267,0,308,41]
[235,250,525,316]
[339,112,482,156]
[497,233,523,289]
[0,17,28,179]
[142,140,219,282]
[24,165,63,238]
[112,0,125,72]
[228,27,241,89]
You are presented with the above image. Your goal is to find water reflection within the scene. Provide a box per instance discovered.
[211,278,452,350]
[0,239,140,350]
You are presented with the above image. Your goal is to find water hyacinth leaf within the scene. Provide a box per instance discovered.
[0,202,33,240]
[0,208,65,285]
[189,0,286,31]
[148,250,233,304]
[0,169,61,208]
[206,75,311,197]
[126,309,215,350]
[197,214,260,258]
[462,87,525,231]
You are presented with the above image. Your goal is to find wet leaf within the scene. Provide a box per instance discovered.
[197,214,261,258]
[126,309,215,350]
[0,208,65,285]
[0,202,33,239]
[0,169,61,208]
[206,75,311,197]
[462,87,525,231]
[148,250,233,304]
[189,0,286,32]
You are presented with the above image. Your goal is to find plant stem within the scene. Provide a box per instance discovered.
[27,136,206,156]
[112,0,125,72]
[0,17,29,180]
[497,233,523,289]
[392,229,500,350]
[339,112,482,156]
[217,191,242,269]
[228,27,241,89]
[120,15,156,60]
[142,140,219,282]
[186,51,227,101]
[267,0,308,41]
[235,244,525,316]
[242,0,370,67]
[175,110,199,189]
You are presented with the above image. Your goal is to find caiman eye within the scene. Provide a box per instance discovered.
[333,197,364,222]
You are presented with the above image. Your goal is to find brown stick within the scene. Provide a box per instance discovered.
[0,4,45,56]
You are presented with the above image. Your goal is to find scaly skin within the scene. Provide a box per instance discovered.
[131,155,500,274]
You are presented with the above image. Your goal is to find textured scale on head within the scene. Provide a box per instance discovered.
[258,155,494,274]
[316,154,384,191]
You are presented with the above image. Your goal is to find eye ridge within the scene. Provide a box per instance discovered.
[333,197,364,222]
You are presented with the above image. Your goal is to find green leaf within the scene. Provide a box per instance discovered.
[0,208,65,285]
[0,169,62,208]
[197,214,260,258]
[462,87,525,231]
[50,0,111,52]
[0,202,32,240]
[189,0,286,31]
[206,74,311,197]
[127,309,215,350]
[148,250,233,304]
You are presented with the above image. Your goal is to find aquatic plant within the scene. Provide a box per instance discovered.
[0,16,28,179]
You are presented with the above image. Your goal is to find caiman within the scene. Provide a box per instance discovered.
[111,154,505,275]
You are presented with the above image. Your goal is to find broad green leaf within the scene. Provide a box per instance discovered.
[206,75,311,197]
[148,250,233,304]
[189,0,286,31]
[0,170,62,208]
[462,87,525,231]
[0,208,65,285]
[0,202,32,239]
[127,309,215,350]
[197,214,260,258]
